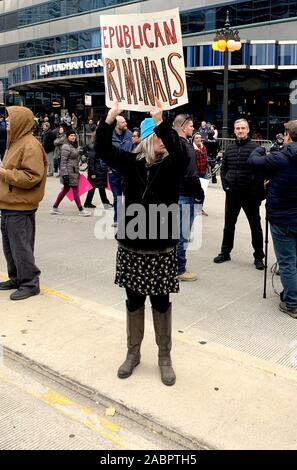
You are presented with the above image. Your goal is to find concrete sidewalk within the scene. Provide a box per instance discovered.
[1,283,297,450]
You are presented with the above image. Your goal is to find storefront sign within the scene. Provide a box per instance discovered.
[100,8,188,111]
[39,58,103,76]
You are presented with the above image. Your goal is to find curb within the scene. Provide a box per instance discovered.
[3,345,212,451]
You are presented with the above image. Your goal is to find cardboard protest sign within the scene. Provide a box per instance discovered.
[100,8,188,111]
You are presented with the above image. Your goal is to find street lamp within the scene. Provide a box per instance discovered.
[212,11,242,138]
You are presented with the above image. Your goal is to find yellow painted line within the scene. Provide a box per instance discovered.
[40,287,73,302]
[0,272,73,302]
[0,367,128,449]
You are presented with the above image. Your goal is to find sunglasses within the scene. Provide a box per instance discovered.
[180,115,192,127]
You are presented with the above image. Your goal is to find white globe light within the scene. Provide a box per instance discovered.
[227,39,237,51]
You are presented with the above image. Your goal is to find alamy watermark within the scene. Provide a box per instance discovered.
[93,198,203,250]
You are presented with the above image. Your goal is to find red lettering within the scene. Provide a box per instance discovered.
[143,23,153,48]
[115,59,124,99]
[105,59,121,102]
[131,26,140,49]
[138,57,154,105]
[123,25,132,48]
[151,60,167,102]
[163,19,177,45]
[133,59,143,102]
[168,52,184,97]
[108,27,115,48]
[161,57,177,106]
[115,26,123,48]
[122,58,138,105]
[100,26,109,48]
[138,25,144,46]
[154,23,166,48]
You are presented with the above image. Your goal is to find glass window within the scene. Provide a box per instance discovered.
[289,1,297,16]
[201,45,213,67]
[67,34,79,52]
[204,9,216,31]
[2,0,297,34]
[230,48,244,66]
[181,10,205,35]
[252,0,270,23]
[184,46,196,67]
[279,44,297,66]
[213,51,224,67]
[90,30,101,48]
[250,43,276,66]
[271,1,290,21]
[4,12,18,30]
[216,5,237,29]
[235,2,253,26]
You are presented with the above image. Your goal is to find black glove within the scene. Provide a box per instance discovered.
[62,175,70,186]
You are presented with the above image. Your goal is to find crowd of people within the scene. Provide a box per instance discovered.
[0,103,297,386]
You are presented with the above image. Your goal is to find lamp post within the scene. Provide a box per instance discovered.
[212,11,242,138]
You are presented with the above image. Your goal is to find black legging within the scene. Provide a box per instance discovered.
[126,288,169,314]
[85,187,110,205]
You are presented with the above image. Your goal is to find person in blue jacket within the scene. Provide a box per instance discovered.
[109,115,133,226]
[248,120,297,318]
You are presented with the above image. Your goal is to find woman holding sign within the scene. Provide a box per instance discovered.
[95,99,183,386]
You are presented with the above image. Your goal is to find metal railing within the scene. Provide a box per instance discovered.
[217,138,273,153]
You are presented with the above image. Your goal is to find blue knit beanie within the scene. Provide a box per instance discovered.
[140,118,155,140]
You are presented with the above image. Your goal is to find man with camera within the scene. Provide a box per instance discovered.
[248,120,297,318]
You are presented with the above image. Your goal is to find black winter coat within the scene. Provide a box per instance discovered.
[220,138,264,197]
[248,143,297,226]
[42,129,56,153]
[178,137,204,201]
[87,144,108,188]
[95,120,184,251]
[0,127,6,159]
[203,139,220,161]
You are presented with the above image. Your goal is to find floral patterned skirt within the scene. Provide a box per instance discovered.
[115,246,179,296]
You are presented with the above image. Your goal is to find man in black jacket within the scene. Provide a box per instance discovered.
[173,114,204,281]
[214,119,265,269]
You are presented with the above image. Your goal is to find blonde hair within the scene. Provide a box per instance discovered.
[134,133,168,166]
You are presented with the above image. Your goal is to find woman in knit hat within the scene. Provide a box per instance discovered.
[50,129,91,216]
[95,99,184,386]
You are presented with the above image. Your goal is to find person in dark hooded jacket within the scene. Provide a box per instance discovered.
[0,106,47,300]
[248,120,297,318]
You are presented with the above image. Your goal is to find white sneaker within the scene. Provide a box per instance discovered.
[78,209,91,217]
[50,207,63,215]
